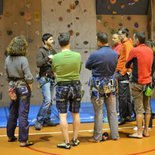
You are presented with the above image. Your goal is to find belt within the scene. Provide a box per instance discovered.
[9,77,24,81]
[120,80,129,84]
[57,80,80,86]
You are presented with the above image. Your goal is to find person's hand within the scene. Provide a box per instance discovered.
[127,72,132,79]
[48,55,53,63]
[48,55,53,59]
[28,84,32,91]
[114,72,121,80]
[48,55,53,60]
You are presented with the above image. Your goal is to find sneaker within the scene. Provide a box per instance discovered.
[88,138,101,143]
[71,139,80,146]
[57,142,71,149]
[126,116,136,122]
[43,121,57,127]
[118,118,126,125]
[128,132,143,139]
[34,121,42,130]
[20,141,34,147]
[8,136,17,142]
[133,126,138,131]
[133,126,144,131]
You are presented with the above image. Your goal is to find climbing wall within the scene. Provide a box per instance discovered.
[0,0,154,106]
[41,0,97,103]
[96,15,148,45]
[41,0,149,102]
[0,0,42,106]
[0,0,96,106]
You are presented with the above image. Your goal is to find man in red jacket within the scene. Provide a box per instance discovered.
[126,32,153,138]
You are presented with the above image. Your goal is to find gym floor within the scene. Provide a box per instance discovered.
[0,121,155,155]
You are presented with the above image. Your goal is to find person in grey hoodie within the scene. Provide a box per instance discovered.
[5,35,34,147]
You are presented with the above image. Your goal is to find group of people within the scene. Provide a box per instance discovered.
[4,28,155,149]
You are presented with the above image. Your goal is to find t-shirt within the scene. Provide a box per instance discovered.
[52,49,82,82]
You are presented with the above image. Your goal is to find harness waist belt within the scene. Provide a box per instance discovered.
[120,80,129,84]
[57,80,80,86]
[9,77,24,81]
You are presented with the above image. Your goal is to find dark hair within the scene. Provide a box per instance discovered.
[118,28,129,37]
[145,39,155,48]
[145,39,155,54]
[58,32,70,47]
[134,32,146,44]
[42,33,53,44]
[7,35,28,56]
[97,32,108,44]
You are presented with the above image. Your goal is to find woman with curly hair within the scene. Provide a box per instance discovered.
[5,35,34,147]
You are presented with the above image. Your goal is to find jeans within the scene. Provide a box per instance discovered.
[7,90,31,142]
[36,77,55,124]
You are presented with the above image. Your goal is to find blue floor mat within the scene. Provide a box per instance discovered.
[0,102,96,128]
[0,100,155,128]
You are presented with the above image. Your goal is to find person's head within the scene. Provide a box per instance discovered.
[133,32,145,46]
[58,32,70,47]
[97,32,108,48]
[145,40,155,55]
[118,28,129,42]
[7,35,28,56]
[42,33,54,48]
[112,33,121,45]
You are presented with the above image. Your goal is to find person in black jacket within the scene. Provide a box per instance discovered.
[34,33,57,130]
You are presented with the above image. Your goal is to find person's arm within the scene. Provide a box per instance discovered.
[36,48,49,67]
[79,61,83,73]
[125,49,135,69]
[120,43,133,75]
[151,57,155,75]
[85,54,94,70]
[4,57,10,81]
[78,54,83,73]
[22,57,34,84]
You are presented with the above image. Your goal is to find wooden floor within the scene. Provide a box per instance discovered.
[0,121,155,155]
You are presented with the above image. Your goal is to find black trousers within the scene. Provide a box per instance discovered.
[118,74,133,119]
